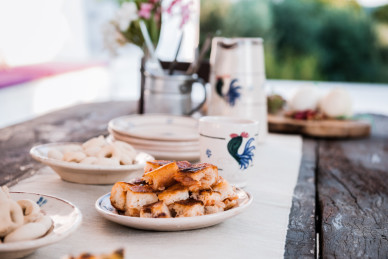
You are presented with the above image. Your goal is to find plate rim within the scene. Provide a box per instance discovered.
[95,188,253,230]
[29,142,154,173]
[108,114,199,141]
[0,192,82,252]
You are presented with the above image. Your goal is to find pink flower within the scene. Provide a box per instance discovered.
[139,3,153,19]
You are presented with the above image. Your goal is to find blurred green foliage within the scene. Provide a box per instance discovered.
[200,0,388,83]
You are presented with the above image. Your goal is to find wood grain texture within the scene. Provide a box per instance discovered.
[284,139,317,258]
[0,101,137,186]
[317,114,388,258]
[268,114,370,138]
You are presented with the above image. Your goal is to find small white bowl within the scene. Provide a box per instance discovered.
[30,143,154,185]
[95,188,252,231]
[0,192,82,259]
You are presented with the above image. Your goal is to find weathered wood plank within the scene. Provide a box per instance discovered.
[284,138,317,258]
[317,114,388,258]
[0,101,137,186]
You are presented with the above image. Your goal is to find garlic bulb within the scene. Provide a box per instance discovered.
[319,88,352,118]
[289,87,321,112]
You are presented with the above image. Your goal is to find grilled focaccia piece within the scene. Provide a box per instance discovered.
[144,160,192,173]
[125,183,158,213]
[205,202,226,215]
[64,248,124,259]
[110,180,158,217]
[140,201,171,218]
[158,183,190,205]
[143,162,179,190]
[169,199,205,217]
[212,177,238,201]
[191,189,222,206]
[174,163,218,191]
[110,182,130,211]
[223,198,238,210]
[144,160,172,173]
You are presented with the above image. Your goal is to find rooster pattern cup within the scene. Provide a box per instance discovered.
[199,116,259,188]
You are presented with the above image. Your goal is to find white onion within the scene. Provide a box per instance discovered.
[319,88,352,118]
[289,87,321,112]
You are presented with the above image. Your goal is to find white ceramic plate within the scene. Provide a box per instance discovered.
[30,143,154,184]
[109,134,199,153]
[108,114,199,141]
[95,188,252,231]
[109,130,200,148]
[136,149,200,162]
[0,192,82,259]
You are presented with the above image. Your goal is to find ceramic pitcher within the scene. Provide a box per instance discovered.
[208,37,267,142]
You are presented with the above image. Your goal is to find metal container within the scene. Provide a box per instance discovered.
[208,37,268,142]
[143,72,206,116]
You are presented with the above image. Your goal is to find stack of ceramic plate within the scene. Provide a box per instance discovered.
[108,114,200,161]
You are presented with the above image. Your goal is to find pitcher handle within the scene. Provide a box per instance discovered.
[187,78,207,116]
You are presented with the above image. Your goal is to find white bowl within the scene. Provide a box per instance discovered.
[30,143,154,184]
[95,188,252,231]
[0,192,82,259]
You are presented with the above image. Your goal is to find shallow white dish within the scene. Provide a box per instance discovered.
[109,130,200,148]
[108,114,199,141]
[0,192,82,259]
[137,149,200,162]
[95,188,252,231]
[30,143,154,184]
[109,134,200,153]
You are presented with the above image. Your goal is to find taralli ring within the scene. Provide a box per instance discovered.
[3,222,50,243]
[0,199,24,237]
[17,199,43,224]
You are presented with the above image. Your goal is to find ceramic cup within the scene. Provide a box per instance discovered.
[199,116,259,187]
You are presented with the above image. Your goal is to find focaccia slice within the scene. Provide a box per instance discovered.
[158,183,190,205]
[143,162,179,190]
[144,160,192,173]
[169,199,205,217]
[116,182,158,217]
[212,177,238,201]
[205,202,226,215]
[174,163,218,191]
[191,189,222,206]
[140,201,171,218]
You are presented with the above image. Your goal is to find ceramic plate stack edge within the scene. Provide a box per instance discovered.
[108,115,200,161]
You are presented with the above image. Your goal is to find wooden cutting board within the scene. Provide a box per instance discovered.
[268,114,371,138]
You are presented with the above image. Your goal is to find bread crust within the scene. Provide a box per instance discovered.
[143,162,179,190]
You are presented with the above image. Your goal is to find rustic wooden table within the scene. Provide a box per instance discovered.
[0,101,387,258]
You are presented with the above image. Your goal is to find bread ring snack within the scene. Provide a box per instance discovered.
[0,199,24,237]
[63,151,86,163]
[0,186,53,243]
[17,199,43,224]
[97,145,118,159]
[95,157,120,166]
[3,221,50,243]
[80,156,98,165]
[48,136,138,167]
[82,135,106,150]
[111,141,136,165]
[83,146,101,157]
[47,149,64,160]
